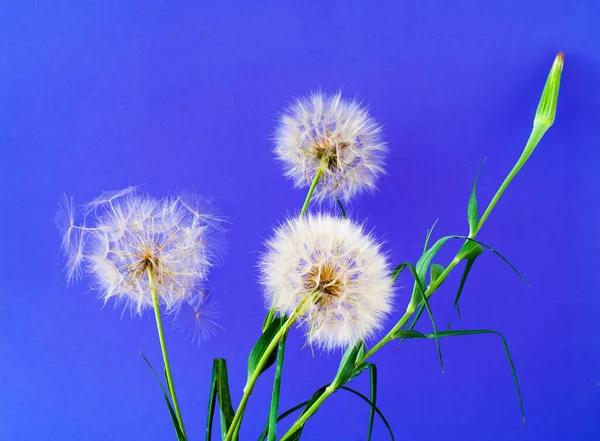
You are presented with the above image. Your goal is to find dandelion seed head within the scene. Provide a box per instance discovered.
[57,188,222,315]
[260,213,394,350]
[173,291,222,344]
[274,92,386,203]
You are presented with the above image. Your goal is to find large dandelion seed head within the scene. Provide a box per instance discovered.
[56,187,223,315]
[274,92,387,203]
[260,214,394,350]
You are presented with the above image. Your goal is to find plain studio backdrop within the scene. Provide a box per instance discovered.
[1,1,599,440]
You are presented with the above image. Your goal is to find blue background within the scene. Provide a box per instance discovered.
[1,1,599,440]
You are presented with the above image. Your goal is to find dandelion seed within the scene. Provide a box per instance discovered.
[274,92,387,203]
[56,188,223,315]
[173,292,222,344]
[260,213,394,350]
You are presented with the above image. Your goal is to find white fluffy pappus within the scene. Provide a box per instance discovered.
[56,187,223,316]
[274,92,387,203]
[260,213,394,350]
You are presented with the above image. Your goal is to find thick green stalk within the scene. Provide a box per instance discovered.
[147,270,187,439]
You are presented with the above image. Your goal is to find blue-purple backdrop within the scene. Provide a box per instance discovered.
[1,1,599,440]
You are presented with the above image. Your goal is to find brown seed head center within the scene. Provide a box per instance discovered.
[305,262,344,307]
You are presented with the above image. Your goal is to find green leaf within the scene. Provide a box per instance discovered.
[430,263,445,285]
[460,237,528,285]
[454,241,484,318]
[336,198,346,219]
[340,387,395,440]
[262,309,276,332]
[392,328,525,425]
[207,358,235,441]
[391,262,443,372]
[266,334,287,441]
[248,316,286,380]
[457,240,485,261]
[140,352,186,441]
[333,341,365,387]
[467,161,485,236]
[258,401,310,441]
[423,219,439,252]
[286,386,329,441]
[268,383,394,441]
[367,364,377,441]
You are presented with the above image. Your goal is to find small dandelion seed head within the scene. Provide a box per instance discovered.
[56,188,223,315]
[173,291,222,344]
[260,213,394,350]
[274,92,387,203]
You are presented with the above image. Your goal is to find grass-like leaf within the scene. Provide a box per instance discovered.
[430,263,445,285]
[207,358,235,441]
[467,160,485,236]
[333,341,365,387]
[392,329,525,425]
[340,387,394,440]
[454,241,484,318]
[257,401,310,441]
[266,334,287,441]
[391,262,444,371]
[140,352,186,441]
[424,219,439,252]
[285,386,329,441]
[248,316,286,381]
[367,364,377,441]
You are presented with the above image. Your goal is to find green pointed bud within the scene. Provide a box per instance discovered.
[534,52,564,131]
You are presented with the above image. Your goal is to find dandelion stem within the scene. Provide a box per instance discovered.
[225,298,311,441]
[147,269,187,439]
[300,166,324,218]
[281,53,564,436]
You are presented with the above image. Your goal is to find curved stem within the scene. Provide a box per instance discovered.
[147,270,187,439]
[475,126,545,234]
[279,385,336,441]
[300,167,324,217]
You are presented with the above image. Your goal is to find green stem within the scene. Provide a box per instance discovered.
[224,309,303,441]
[300,166,324,217]
[279,385,336,441]
[147,270,187,439]
[475,125,546,234]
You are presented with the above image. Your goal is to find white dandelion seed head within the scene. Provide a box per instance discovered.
[274,92,387,203]
[56,188,223,315]
[260,213,394,350]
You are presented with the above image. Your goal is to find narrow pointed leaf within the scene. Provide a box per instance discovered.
[140,353,186,441]
[340,387,395,440]
[248,316,286,380]
[266,334,287,441]
[285,386,329,441]
[392,328,525,425]
[454,256,478,318]
[206,358,235,441]
[430,263,445,285]
[258,401,310,441]
[367,364,378,441]
[424,219,439,252]
[467,161,485,235]
[333,341,365,387]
